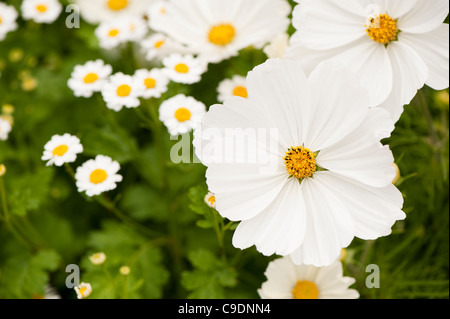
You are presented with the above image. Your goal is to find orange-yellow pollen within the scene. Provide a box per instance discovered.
[154,40,165,48]
[174,107,191,122]
[232,86,248,98]
[52,144,69,156]
[107,0,128,11]
[116,84,131,97]
[144,78,156,89]
[90,169,108,184]
[174,63,189,74]
[108,29,120,37]
[208,24,236,46]
[83,73,99,84]
[36,4,47,13]
[365,14,398,44]
[284,146,316,179]
[292,280,319,299]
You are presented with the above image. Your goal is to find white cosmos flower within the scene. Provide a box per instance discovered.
[162,54,207,84]
[0,3,18,41]
[159,94,206,136]
[75,155,123,197]
[285,0,450,123]
[0,118,12,141]
[72,0,152,24]
[21,0,62,24]
[67,60,113,98]
[141,33,190,62]
[101,72,145,111]
[41,133,83,167]
[74,282,92,299]
[95,19,131,50]
[149,0,291,64]
[193,59,405,267]
[258,256,359,299]
[133,68,169,99]
[217,75,248,103]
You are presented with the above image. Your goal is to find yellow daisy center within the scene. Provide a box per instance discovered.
[36,4,47,13]
[83,73,99,84]
[232,86,248,98]
[174,63,189,74]
[174,107,191,122]
[365,14,398,44]
[284,146,316,179]
[0,17,3,25]
[292,280,319,299]
[52,144,69,157]
[144,78,156,89]
[208,24,236,46]
[207,195,215,206]
[107,0,128,11]
[90,169,108,184]
[108,29,120,37]
[154,40,165,48]
[116,84,131,97]
[79,286,89,297]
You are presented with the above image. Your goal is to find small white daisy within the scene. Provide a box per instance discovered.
[141,33,189,62]
[41,133,83,167]
[258,256,359,299]
[101,72,145,111]
[217,75,248,103]
[73,0,152,24]
[124,16,148,42]
[67,60,113,98]
[0,118,12,141]
[204,192,216,208]
[74,282,92,299]
[89,252,107,265]
[75,155,123,197]
[263,33,289,59]
[95,19,130,50]
[0,3,18,41]
[162,54,207,84]
[21,0,62,24]
[147,0,169,29]
[133,68,169,99]
[159,94,206,136]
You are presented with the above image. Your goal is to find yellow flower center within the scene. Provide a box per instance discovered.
[83,73,99,84]
[174,63,189,74]
[232,86,248,98]
[107,0,128,11]
[365,14,398,44]
[0,17,3,25]
[207,195,216,206]
[154,40,165,48]
[52,145,69,157]
[174,107,191,122]
[292,280,319,299]
[36,4,47,13]
[208,24,236,46]
[90,169,108,184]
[108,29,120,37]
[144,78,156,89]
[284,146,316,179]
[116,84,131,97]
[79,286,88,297]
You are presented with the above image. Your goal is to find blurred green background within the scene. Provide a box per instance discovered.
[0,0,448,299]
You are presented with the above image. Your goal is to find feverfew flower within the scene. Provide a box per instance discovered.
[149,0,291,64]
[194,59,405,267]
[0,3,18,41]
[95,19,130,50]
[141,33,189,62]
[68,60,113,98]
[21,0,62,24]
[73,0,152,24]
[74,282,92,299]
[162,54,207,84]
[89,252,107,265]
[217,75,248,103]
[159,94,206,136]
[285,0,450,122]
[0,118,12,141]
[75,155,123,197]
[133,68,169,99]
[41,133,83,167]
[101,72,145,111]
[124,16,148,42]
[204,192,216,209]
[263,33,289,59]
[258,256,359,299]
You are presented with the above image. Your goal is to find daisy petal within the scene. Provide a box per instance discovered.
[397,0,449,34]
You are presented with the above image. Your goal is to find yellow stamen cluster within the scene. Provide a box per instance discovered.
[292,280,319,299]
[365,14,398,44]
[208,24,236,46]
[232,86,248,98]
[284,146,316,179]
[107,0,128,11]
[52,144,69,157]
[174,107,192,122]
[90,169,108,184]
[116,84,131,97]
[83,73,99,84]
[174,63,189,74]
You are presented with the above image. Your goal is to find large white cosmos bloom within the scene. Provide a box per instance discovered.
[285,0,449,123]
[148,0,291,64]
[193,59,405,266]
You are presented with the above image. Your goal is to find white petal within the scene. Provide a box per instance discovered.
[314,172,405,240]
[259,256,299,299]
[232,178,306,256]
[317,107,396,188]
[380,0,418,19]
[397,0,449,34]
[379,40,429,123]
[400,24,449,90]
